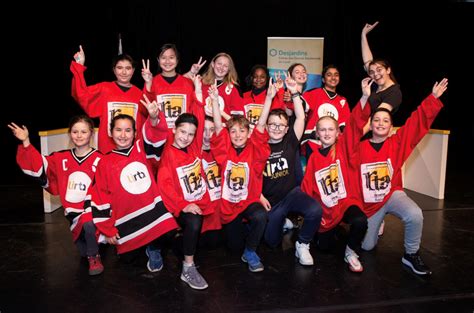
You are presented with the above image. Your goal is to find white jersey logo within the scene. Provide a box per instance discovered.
[222,161,250,203]
[176,157,207,202]
[315,159,347,207]
[120,161,152,195]
[65,171,92,203]
[157,94,187,129]
[107,101,139,136]
[318,103,339,121]
[202,159,221,201]
[361,159,393,203]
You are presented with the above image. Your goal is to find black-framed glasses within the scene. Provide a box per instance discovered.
[267,123,288,131]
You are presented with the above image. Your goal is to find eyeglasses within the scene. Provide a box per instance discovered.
[267,123,288,131]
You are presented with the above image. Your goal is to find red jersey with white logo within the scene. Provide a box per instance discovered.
[242,88,285,129]
[70,61,148,153]
[144,74,197,129]
[202,82,244,118]
[87,117,178,254]
[301,100,370,232]
[211,128,270,224]
[356,94,444,217]
[16,145,101,241]
[301,88,350,145]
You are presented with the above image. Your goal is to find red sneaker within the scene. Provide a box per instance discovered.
[87,255,104,276]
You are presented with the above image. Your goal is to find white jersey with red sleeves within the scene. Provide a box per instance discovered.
[143,74,197,129]
[356,94,444,218]
[87,119,178,254]
[70,61,148,153]
[301,88,350,145]
[301,100,370,232]
[16,145,101,241]
[211,128,270,224]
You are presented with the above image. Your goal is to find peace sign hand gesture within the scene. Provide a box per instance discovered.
[141,59,153,83]
[140,94,161,125]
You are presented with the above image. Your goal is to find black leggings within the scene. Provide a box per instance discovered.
[177,212,203,256]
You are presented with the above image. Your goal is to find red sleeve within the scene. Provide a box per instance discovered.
[393,94,444,167]
[341,99,371,158]
[338,99,351,127]
[301,154,316,197]
[250,128,271,172]
[210,129,231,167]
[70,61,104,117]
[143,75,159,102]
[89,160,118,237]
[16,144,59,195]
[228,85,244,115]
[271,88,286,110]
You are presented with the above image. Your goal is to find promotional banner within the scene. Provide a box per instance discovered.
[267,37,324,91]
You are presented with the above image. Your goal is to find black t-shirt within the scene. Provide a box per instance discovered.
[368,84,402,113]
[262,128,299,206]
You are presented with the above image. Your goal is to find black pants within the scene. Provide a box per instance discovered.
[75,221,99,257]
[177,212,203,256]
[224,202,268,252]
[317,205,367,251]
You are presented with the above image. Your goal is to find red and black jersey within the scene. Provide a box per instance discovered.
[301,88,350,145]
[70,61,148,153]
[16,145,101,241]
[202,82,244,118]
[87,118,177,254]
[356,94,443,218]
[211,128,270,224]
[143,74,197,129]
[301,100,370,232]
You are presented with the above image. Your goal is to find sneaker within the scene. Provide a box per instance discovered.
[283,218,294,232]
[295,241,314,266]
[402,252,432,275]
[241,248,264,272]
[344,246,363,272]
[87,254,104,276]
[378,220,385,236]
[180,263,209,290]
[145,246,163,272]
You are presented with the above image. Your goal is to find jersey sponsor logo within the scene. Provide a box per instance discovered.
[244,103,264,126]
[263,152,289,180]
[225,84,233,95]
[120,161,152,195]
[65,171,92,203]
[315,159,347,207]
[361,160,393,203]
[107,102,139,136]
[176,157,206,201]
[222,161,250,203]
[317,103,339,121]
[202,159,221,201]
[205,95,225,115]
[157,94,187,129]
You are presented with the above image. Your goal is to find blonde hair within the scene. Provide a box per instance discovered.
[316,116,339,161]
[202,52,239,86]
[226,115,250,131]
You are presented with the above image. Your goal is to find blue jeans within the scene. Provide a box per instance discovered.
[264,187,322,247]
[362,190,424,254]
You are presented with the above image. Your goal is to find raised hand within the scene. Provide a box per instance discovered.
[141,59,153,83]
[190,56,207,76]
[362,21,379,36]
[285,73,298,95]
[274,71,284,90]
[208,79,219,101]
[140,94,160,121]
[8,122,29,141]
[432,78,448,99]
[73,45,85,65]
[361,77,374,97]
[266,77,277,99]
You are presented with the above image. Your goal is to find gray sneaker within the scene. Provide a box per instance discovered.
[180,264,209,290]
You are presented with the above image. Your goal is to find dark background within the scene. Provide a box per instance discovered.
[2,1,472,198]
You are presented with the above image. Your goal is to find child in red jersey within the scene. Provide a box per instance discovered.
[9,116,104,276]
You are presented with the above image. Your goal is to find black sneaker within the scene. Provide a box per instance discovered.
[402,252,432,275]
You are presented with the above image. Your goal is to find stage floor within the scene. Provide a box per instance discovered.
[1,186,473,313]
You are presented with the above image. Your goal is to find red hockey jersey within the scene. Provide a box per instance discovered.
[242,89,285,129]
[70,61,148,153]
[202,82,244,118]
[201,149,222,232]
[356,94,444,218]
[211,128,270,224]
[301,100,370,232]
[16,145,101,241]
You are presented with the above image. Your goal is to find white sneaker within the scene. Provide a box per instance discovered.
[295,241,314,266]
[344,245,363,272]
[378,220,385,236]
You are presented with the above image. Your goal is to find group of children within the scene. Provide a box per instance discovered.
[8,22,448,290]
